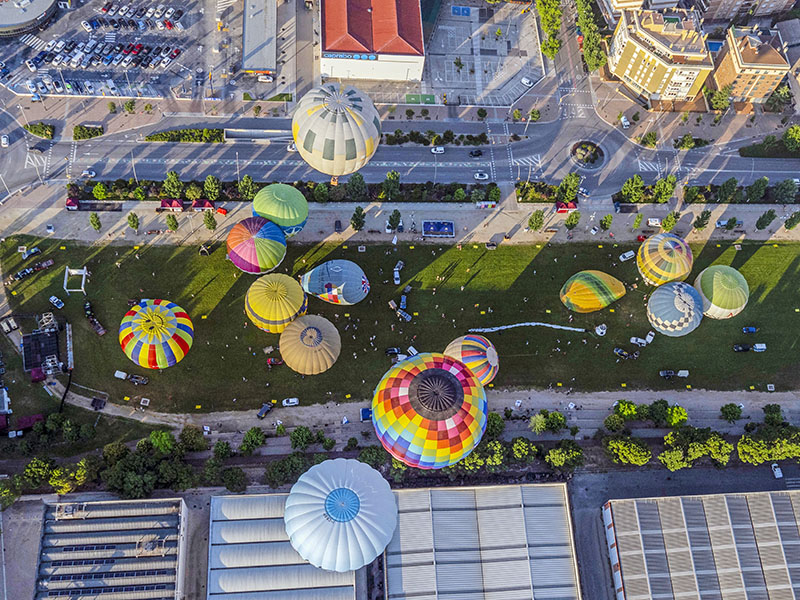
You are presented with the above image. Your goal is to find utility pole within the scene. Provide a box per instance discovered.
[17,104,29,127]
[236,151,240,183]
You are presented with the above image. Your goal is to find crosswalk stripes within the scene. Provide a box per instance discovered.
[20,33,46,51]
[104,32,116,43]
[637,159,660,172]
[512,155,542,168]
[216,0,236,11]
[785,478,800,489]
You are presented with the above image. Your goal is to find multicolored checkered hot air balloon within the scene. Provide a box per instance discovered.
[693,265,749,320]
[300,260,370,305]
[559,270,626,313]
[647,281,703,337]
[245,273,308,334]
[252,183,309,238]
[226,217,287,274]
[119,299,193,369]
[636,233,693,286]
[443,335,499,385]
[372,352,487,470]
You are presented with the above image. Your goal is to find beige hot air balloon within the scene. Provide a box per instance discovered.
[279,315,341,375]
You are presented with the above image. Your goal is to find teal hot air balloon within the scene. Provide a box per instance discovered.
[693,265,749,319]
[252,183,309,237]
[647,281,704,337]
[300,260,370,305]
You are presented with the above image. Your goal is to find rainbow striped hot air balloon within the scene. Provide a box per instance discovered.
[372,353,487,470]
[226,216,287,274]
[559,270,626,313]
[444,335,499,385]
[119,299,193,369]
[636,233,693,286]
[245,273,308,333]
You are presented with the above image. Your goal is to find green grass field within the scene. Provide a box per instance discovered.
[3,236,799,413]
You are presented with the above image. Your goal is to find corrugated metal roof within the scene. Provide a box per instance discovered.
[207,588,355,600]
[386,484,580,600]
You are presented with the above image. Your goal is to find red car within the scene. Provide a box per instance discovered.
[123,43,134,55]
[170,48,181,59]
[164,19,173,29]
[101,2,112,12]
[132,43,143,55]
[637,234,647,242]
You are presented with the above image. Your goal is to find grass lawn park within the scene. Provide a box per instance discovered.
[2,236,799,414]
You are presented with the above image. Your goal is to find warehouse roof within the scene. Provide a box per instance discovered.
[604,491,800,600]
[322,0,424,56]
[207,495,356,600]
[241,0,277,72]
[385,484,581,600]
[35,499,186,600]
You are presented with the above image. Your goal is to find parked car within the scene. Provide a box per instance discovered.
[577,187,589,197]
[81,169,96,178]
[645,331,655,344]
[474,171,489,181]
[521,76,533,87]
[742,326,757,334]
[772,463,784,479]
[715,219,743,228]
[620,115,631,129]
[430,146,445,154]
[282,397,300,407]
[0,135,8,148]
[630,337,647,347]
[393,269,400,285]
[590,226,599,235]
[49,295,64,309]
[659,370,675,379]
[256,403,272,419]
[619,251,635,262]
[647,218,662,227]
[81,20,93,32]
[173,9,183,20]
[385,347,402,356]
[613,347,631,359]
[22,246,41,260]
[733,344,751,352]
[334,219,342,233]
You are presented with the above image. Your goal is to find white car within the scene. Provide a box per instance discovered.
[282,397,299,407]
[590,226,599,235]
[44,40,56,51]
[0,135,8,148]
[521,76,533,87]
[154,4,166,17]
[49,295,65,309]
[430,146,445,154]
[55,40,65,52]
[644,331,655,344]
[52,54,63,66]
[25,60,37,73]
[619,251,635,262]
[772,463,784,479]
[146,6,155,17]
[84,81,95,94]
[647,218,662,227]
[81,169,96,178]
[578,186,589,197]
[385,220,392,233]
[630,337,647,347]
[393,269,400,285]
[156,19,165,30]
[81,20,93,32]
[164,7,175,18]
[26,80,36,93]
[620,115,631,129]
[258,74,274,83]
[122,55,133,67]
[107,4,118,14]
[113,53,125,66]
[473,171,489,181]
[161,57,172,69]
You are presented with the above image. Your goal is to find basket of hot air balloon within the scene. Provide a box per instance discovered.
[279,315,341,375]
[372,352,487,469]
[245,273,307,333]
[693,265,749,319]
[444,335,499,385]
[119,299,193,369]
[252,183,309,237]
[226,216,287,274]
[559,270,626,313]
[300,260,370,305]
[637,233,693,286]
[647,281,703,337]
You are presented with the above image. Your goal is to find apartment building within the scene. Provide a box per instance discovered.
[776,19,800,113]
[712,27,789,103]
[608,9,713,103]
[694,0,795,23]
[597,0,679,26]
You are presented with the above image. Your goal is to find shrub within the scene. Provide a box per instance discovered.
[529,109,541,122]
[605,436,651,465]
[639,131,657,148]
[477,108,487,119]
[290,426,313,450]
[73,125,104,140]
[544,440,584,470]
[344,437,359,451]
[239,427,266,455]
[89,213,101,231]
[720,403,743,423]
[564,211,581,230]
[213,440,233,460]
[785,211,800,230]
[756,209,776,230]
[485,412,505,439]
[222,467,248,492]
[92,183,108,200]
[108,102,117,113]
[24,122,55,139]
[666,405,688,428]
[599,214,613,230]
[145,128,224,143]
[604,414,625,433]
[528,209,545,231]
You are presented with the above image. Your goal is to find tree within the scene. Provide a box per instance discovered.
[453,187,466,202]
[166,214,178,231]
[184,183,202,201]
[544,440,584,470]
[253,105,262,116]
[773,179,798,204]
[388,208,402,230]
[557,172,581,204]
[666,405,688,428]
[406,108,415,119]
[79,423,96,440]
[747,176,769,203]
[632,213,643,229]
[358,445,389,469]
[512,108,522,121]
[564,211,581,230]
[382,170,400,201]
[92,182,108,200]
[454,57,464,70]
[144,103,153,113]
[756,209,777,230]
[639,131,657,148]
[127,212,140,232]
[604,414,625,433]
[766,85,792,112]
[123,99,136,114]
[652,175,677,204]
[649,399,669,427]
[763,403,784,427]
[203,457,223,485]
[149,430,175,454]
[477,108,488,119]
[132,186,146,201]
[179,425,208,451]
[108,101,117,113]
[49,465,78,495]
[89,212,102,231]
[528,209,545,231]
[661,210,681,233]
[717,177,738,203]
[239,427,266,455]
[541,35,562,60]
[203,175,221,202]
[290,425,314,450]
[693,210,711,230]
[783,125,800,152]
[62,420,80,442]
[203,211,217,231]
[674,133,696,150]
[471,188,485,204]
[605,437,651,466]
[162,171,184,198]
[345,206,364,231]
[103,441,130,466]
[23,457,53,488]
[529,413,547,434]
[222,467,248,493]
[720,403,743,423]
[495,26,502,38]
[546,411,567,433]
[707,85,731,111]
[599,214,613,230]
[238,174,259,201]
[487,186,501,204]
[725,217,738,230]
[529,108,541,122]
[785,211,800,230]
[346,172,367,203]
[615,399,637,420]
[620,174,645,204]
[313,182,329,203]
[485,412,505,439]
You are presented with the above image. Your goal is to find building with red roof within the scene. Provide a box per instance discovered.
[321,0,425,80]
[160,199,185,212]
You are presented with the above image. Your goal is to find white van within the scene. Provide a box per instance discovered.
[647,218,661,227]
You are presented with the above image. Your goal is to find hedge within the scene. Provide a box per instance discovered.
[73,125,104,140]
[516,181,557,203]
[24,122,55,139]
[145,128,224,143]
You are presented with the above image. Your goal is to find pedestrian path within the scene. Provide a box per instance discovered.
[20,34,46,51]
[785,477,800,490]
[512,154,542,168]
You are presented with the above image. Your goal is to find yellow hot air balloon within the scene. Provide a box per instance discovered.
[559,270,626,313]
[636,233,693,286]
[279,315,341,375]
[244,274,308,334]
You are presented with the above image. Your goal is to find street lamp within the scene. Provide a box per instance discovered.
[17,104,29,127]
[236,151,240,183]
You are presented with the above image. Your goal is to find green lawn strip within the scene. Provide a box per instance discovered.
[266,93,292,102]
[3,237,798,413]
[739,138,800,159]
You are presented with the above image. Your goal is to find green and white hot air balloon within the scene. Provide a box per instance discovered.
[693,265,749,319]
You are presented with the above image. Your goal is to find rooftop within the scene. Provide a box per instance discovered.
[624,9,711,64]
[322,0,424,56]
[0,0,56,29]
[241,0,277,72]
[729,27,788,68]
[776,19,800,66]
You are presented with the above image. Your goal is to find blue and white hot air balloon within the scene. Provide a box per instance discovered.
[300,260,370,305]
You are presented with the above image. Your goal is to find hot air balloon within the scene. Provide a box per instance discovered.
[372,352,487,470]
[559,270,626,313]
[443,335,499,385]
[292,83,381,183]
[647,281,703,337]
[300,260,370,305]
[284,458,397,573]
[693,265,749,319]
[279,315,341,375]
[252,184,309,238]
[244,274,307,334]
[226,217,287,274]
[637,233,693,286]
[119,299,193,369]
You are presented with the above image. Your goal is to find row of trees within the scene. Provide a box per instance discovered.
[536,0,562,59]
[575,0,607,71]
[685,176,798,205]
[619,174,678,204]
